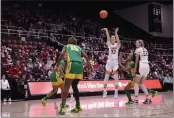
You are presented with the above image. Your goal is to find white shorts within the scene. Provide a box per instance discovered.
[137,62,150,78]
[105,59,118,72]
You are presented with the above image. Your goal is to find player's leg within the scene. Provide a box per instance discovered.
[59,83,70,108]
[59,78,73,115]
[139,76,152,104]
[147,88,158,98]
[59,62,83,115]
[140,85,158,98]
[41,72,60,107]
[70,62,83,113]
[69,86,75,102]
[124,81,135,104]
[113,71,119,99]
[139,63,152,104]
[103,61,111,98]
[71,79,83,113]
[113,63,119,99]
[41,85,58,107]
[133,75,141,103]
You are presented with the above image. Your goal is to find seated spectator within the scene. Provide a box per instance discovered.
[1,73,12,102]
[163,74,173,91]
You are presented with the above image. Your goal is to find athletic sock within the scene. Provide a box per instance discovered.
[134,83,139,98]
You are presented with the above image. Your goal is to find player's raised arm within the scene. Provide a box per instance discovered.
[115,27,120,45]
[57,47,66,66]
[103,28,110,42]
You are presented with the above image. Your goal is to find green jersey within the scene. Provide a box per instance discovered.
[64,44,83,63]
[126,61,135,81]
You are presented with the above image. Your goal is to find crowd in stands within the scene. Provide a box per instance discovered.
[1,3,173,93]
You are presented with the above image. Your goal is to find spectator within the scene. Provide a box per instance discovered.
[28,75,35,81]
[163,74,173,91]
[27,58,33,73]
[1,74,12,102]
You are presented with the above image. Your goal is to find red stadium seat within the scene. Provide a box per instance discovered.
[22,41,27,45]
[33,42,38,45]
[12,40,17,44]
[28,45,32,48]
[7,40,11,44]
[17,40,22,44]
[2,40,5,43]
[38,42,42,45]
[28,41,32,45]
[14,44,18,48]
[24,45,28,48]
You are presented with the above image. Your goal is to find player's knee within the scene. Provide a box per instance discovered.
[113,70,118,74]
[105,70,111,74]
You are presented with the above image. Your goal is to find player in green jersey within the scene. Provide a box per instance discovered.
[41,60,69,107]
[119,53,158,104]
[57,37,92,115]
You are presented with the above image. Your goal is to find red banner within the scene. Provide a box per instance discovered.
[28,80,162,96]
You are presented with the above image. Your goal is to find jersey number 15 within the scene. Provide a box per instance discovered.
[70,45,79,51]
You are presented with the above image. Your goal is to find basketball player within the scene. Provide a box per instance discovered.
[49,38,74,102]
[119,53,158,104]
[102,27,120,99]
[56,37,92,115]
[134,40,152,104]
[41,60,69,107]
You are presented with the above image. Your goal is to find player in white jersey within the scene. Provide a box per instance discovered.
[102,27,120,99]
[134,40,152,104]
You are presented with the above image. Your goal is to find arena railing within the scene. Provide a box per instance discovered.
[2,26,138,45]
[1,25,26,31]
[3,25,172,51]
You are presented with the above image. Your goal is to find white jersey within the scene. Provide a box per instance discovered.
[106,41,120,60]
[135,47,149,63]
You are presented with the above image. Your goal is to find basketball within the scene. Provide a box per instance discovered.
[99,10,108,19]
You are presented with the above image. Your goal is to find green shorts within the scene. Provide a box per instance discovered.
[65,61,83,79]
[50,72,63,86]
